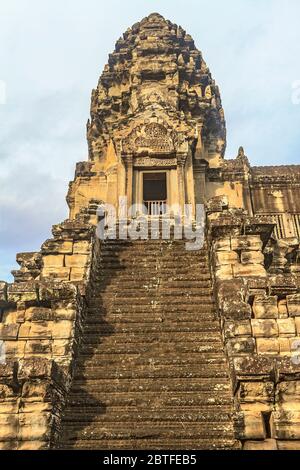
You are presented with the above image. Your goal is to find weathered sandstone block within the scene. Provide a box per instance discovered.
[253,295,279,319]
[41,240,73,255]
[295,318,300,336]
[4,341,26,358]
[241,251,264,265]
[277,441,300,450]
[272,411,300,440]
[70,267,86,281]
[52,321,74,340]
[234,411,266,440]
[0,282,8,305]
[24,340,52,356]
[237,381,274,404]
[276,381,300,402]
[231,235,262,252]
[278,299,289,319]
[65,254,88,268]
[251,319,278,338]
[0,423,18,442]
[0,324,20,340]
[233,264,266,278]
[224,320,252,339]
[215,265,233,280]
[221,299,252,321]
[42,255,65,268]
[279,338,291,354]
[256,338,280,355]
[287,294,300,317]
[73,241,90,254]
[7,283,38,304]
[25,307,53,323]
[227,338,256,356]
[277,318,296,336]
[42,268,70,281]
[243,439,278,450]
[52,340,71,357]
[215,251,239,266]
[213,238,231,251]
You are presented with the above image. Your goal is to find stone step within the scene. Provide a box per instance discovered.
[95,271,211,278]
[73,365,229,380]
[93,280,212,289]
[59,233,236,450]
[75,352,227,367]
[69,377,232,393]
[60,422,235,441]
[62,408,233,423]
[99,249,208,257]
[87,305,216,315]
[99,257,209,273]
[98,258,209,266]
[92,287,213,296]
[60,438,238,451]
[93,278,211,284]
[88,297,215,307]
[84,316,219,325]
[80,331,222,343]
[65,391,233,408]
[82,323,222,334]
[98,261,208,268]
[80,342,223,355]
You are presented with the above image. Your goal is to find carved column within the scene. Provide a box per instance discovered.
[177,154,187,215]
[123,154,133,211]
[194,123,204,160]
[194,161,207,205]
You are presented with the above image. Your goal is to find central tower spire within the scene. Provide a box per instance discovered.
[87,13,226,165]
[68,13,226,218]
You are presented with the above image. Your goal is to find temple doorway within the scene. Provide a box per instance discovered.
[143,172,167,216]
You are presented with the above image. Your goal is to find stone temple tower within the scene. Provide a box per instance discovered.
[67,12,226,220]
[1,13,300,451]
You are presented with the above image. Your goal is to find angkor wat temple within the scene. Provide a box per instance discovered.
[1,13,300,450]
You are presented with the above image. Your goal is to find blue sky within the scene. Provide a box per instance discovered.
[0,0,300,281]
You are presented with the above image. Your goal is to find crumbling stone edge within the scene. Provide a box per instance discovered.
[0,207,99,450]
[207,197,300,450]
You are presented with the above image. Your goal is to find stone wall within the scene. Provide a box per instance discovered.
[207,199,300,450]
[0,209,98,450]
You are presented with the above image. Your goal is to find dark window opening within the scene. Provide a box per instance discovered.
[262,412,273,439]
[143,173,167,216]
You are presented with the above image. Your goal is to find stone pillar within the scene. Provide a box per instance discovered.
[177,154,186,215]
[194,161,207,205]
[194,123,204,160]
[123,154,133,211]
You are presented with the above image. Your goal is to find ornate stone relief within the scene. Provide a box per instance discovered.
[133,157,177,168]
[123,123,175,155]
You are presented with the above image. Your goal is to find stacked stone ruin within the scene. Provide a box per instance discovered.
[0,13,300,450]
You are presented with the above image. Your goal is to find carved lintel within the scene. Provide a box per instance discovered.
[133,157,177,168]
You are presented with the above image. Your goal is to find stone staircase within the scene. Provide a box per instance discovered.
[59,236,238,449]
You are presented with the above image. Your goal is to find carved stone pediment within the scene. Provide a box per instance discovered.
[122,123,175,155]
